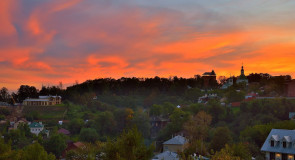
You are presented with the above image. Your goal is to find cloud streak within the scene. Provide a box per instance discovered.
[0,0,295,90]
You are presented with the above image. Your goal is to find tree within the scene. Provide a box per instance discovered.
[103,127,154,160]
[79,128,98,142]
[210,127,232,152]
[20,143,56,160]
[68,118,84,134]
[212,143,251,160]
[45,134,67,157]
[131,109,151,138]
[225,89,245,103]
[183,111,212,155]
[17,85,39,102]
[0,138,20,160]
[149,104,163,116]
[0,87,9,102]
[93,111,116,136]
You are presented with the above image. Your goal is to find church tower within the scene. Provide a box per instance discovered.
[241,65,245,76]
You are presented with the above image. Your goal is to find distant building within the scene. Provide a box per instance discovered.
[286,80,295,97]
[289,112,295,120]
[202,70,217,88]
[8,119,27,130]
[163,135,187,152]
[221,77,233,89]
[62,141,85,158]
[236,65,248,85]
[198,93,218,103]
[23,95,62,106]
[58,128,70,136]
[261,129,295,160]
[152,151,179,160]
[28,122,48,136]
[150,116,169,139]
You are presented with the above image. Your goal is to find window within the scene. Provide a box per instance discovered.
[283,141,287,148]
[164,146,168,151]
[271,140,274,147]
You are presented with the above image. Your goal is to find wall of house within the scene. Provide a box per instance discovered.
[287,81,295,97]
[163,144,184,152]
[265,152,294,160]
[30,127,43,135]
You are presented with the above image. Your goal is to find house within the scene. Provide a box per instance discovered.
[152,151,179,160]
[62,141,85,158]
[8,119,27,130]
[58,128,70,136]
[289,112,295,120]
[29,122,44,135]
[286,80,295,97]
[23,95,62,106]
[202,70,217,88]
[163,135,187,152]
[152,151,209,160]
[221,77,233,89]
[261,129,295,160]
[245,92,258,99]
[198,94,218,103]
[150,116,169,139]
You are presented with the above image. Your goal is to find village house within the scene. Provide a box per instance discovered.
[58,128,71,136]
[163,135,187,152]
[201,70,217,88]
[261,129,295,160]
[28,122,49,136]
[23,95,62,106]
[286,80,295,97]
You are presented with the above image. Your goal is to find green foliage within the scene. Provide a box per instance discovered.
[212,143,251,160]
[103,127,154,160]
[225,89,245,103]
[0,108,10,116]
[68,118,84,134]
[206,100,226,123]
[20,143,56,160]
[4,124,33,149]
[209,127,232,152]
[131,109,151,138]
[79,128,98,142]
[44,134,67,157]
[184,88,203,102]
[0,138,20,160]
[240,120,295,147]
[92,111,116,136]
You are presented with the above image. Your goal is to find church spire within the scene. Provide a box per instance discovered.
[241,64,245,76]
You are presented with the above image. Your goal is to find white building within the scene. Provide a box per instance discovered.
[261,129,295,160]
[29,122,44,135]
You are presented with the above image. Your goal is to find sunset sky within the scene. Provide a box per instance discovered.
[1,0,295,91]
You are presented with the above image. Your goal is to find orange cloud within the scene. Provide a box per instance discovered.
[1,0,295,91]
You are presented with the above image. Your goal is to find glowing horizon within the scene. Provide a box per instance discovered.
[0,0,295,91]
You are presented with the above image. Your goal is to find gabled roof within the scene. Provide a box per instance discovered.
[284,136,292,142]
[261,129,295,154]
[271,135,280,141]
[58,128,70,135]
[152,151,179,160]
[163,135,187,145]
[29,122,44,128]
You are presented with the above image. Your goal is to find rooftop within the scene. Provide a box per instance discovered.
[152,151,178,160]
[29,122,44,128]
[163,135,187,145]
[261,129,295,155]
